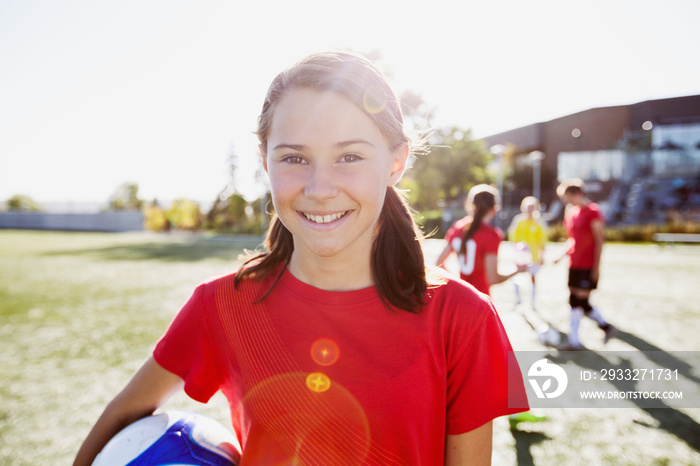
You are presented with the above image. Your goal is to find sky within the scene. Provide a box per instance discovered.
[1,0,699,207]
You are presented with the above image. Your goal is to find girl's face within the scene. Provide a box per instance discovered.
[564,192,584,206]
[263,88,407,265]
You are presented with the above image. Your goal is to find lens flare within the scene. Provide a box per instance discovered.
[310,338,340,366]
[240,372,370,465]
[363,88,387,114]
[306,372,331,393]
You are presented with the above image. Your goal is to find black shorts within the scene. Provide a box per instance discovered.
[568,268,597,290]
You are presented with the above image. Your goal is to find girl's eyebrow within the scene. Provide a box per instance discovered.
[272,143,305,151]
[336,139,374,148]
[272,139,375,151]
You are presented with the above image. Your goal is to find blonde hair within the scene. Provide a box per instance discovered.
[520,196,541,214]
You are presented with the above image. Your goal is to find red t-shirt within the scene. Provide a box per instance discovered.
[564,203,604,269]
[154,266,528,465]
[444,217,502,295]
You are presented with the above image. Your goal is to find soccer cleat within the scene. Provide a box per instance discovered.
[602,324,617,344]
[508,411,549,429]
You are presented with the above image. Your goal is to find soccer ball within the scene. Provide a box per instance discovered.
[537,325,562,347]
[93,411,240,466]
[514,242,532,267]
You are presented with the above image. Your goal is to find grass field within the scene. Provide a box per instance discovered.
[1,230,698,465]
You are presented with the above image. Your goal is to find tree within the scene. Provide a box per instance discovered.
[166,199,201,231]
[399,89,435,137]
[402,126,493,210]
[6,195,42,211]
[207,143,249,231]
[143,199,169,232]
[108,183,143,211]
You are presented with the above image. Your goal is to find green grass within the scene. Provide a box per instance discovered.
[1,231,699,465]
[0,231,261,465]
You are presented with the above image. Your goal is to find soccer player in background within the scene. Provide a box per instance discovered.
[555,179,616,349]
[508,196,547,310]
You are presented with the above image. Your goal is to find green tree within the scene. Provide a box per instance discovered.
[205,143,266,234]
[6,195,42,211]
[166,199,201,231]
[402,126,493,210]
[143,199,169,231]
[108,183,143,210]
[206,193,257,232]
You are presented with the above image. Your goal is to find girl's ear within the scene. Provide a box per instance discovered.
[388,144,409,186]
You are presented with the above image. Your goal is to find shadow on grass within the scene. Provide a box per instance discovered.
[615,329,700,385]
[43,235,264,263]
[510,429,551,466]
[550,341,700,453]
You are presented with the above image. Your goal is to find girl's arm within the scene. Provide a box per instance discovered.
[553,238,574,264]
[73,357,185,466]
[590,219,605,282]
[435,242,453,269]
[485,254,527,286]
[445,421,493,465]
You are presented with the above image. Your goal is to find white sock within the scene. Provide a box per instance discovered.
[568,307,584,347]
[587,307,608,327]
[531,286,537,308]
[514,283,521,304]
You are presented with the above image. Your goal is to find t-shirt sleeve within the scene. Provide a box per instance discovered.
[445,291,529,434]
[444,224,458,251]
[590,205,604,223]
[153,283,223,403]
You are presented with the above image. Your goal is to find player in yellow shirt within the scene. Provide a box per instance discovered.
[508,196,547,310]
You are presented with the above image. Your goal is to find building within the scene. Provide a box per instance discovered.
[483,94,700,224]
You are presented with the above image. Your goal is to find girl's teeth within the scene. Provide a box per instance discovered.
[304,212,345,224]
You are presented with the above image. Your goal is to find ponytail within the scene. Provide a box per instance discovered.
[234,213,293,287]
[458,207,487,257]
[371,187,427,313]
[458,185,498,258]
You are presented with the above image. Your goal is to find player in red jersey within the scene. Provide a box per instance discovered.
[436,184,527,296]
[555,179,616,349]
[437,186,548,428]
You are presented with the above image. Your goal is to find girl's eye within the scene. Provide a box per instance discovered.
[282,155,306,164]
[340,153,362,163]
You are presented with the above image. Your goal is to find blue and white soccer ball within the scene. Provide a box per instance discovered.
[93,411,240,466]
[537,325,562,347]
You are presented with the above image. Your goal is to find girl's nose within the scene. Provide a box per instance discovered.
[304,165,338,200]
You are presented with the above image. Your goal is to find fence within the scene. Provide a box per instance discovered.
[0,211,144,232]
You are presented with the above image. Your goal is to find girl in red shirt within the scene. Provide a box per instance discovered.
[74,52,528,466]
[437,184,527,295]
